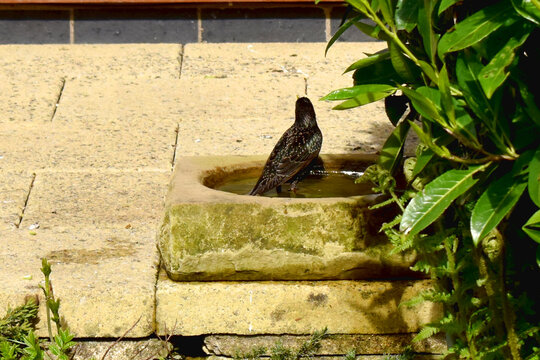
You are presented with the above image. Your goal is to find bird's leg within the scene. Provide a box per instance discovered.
[288,179,299,192]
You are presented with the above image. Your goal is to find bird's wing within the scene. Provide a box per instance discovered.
[250,128,321,195]
[275,129,322,177]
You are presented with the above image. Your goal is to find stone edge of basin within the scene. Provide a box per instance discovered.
[158,154,422,281]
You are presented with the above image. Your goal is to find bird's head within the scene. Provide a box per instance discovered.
[295,97,317,127]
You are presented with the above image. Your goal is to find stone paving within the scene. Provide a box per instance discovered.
[0,42,438,355]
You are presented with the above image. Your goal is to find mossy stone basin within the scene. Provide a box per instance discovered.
[158,154,418,281]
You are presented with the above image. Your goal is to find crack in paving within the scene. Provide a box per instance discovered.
[171,123,180,170]
[178,44,184,79]
[50,77,66,122]
[16,172,36,228]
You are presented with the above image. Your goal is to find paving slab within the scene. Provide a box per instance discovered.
[53,78,182,127]
[19,171,169,230]
[0,171,33,230]
[173,77,306,157]
[0,44,182,81]
[181,42,386,79]
[0,123,54,171]
[1,77,64,123]
[0,227,159,338]
[72,338,171,360]
[156,270,442,336]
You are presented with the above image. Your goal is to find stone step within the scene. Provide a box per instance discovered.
[156,270,442,336]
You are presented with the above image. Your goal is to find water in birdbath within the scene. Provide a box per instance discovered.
[215,169,375,198]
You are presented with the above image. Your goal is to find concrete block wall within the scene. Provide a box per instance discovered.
[0,4,375,44]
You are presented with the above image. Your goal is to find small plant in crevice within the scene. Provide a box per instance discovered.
[322,0,540,359]
[233,328,328,360]
[0,258,76,360]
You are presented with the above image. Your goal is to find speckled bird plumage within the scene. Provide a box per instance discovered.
[249,97,323,196]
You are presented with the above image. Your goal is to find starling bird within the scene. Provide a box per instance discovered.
[249,97,323,196]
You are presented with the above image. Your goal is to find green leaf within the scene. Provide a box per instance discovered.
[344,50,390,73]
[401,164,488,236]
[384,94,409,126]
[478,21,532,98]
[511,0,540,25]
[321,84,396,101]
[409,121,453,160]
[537,246,540,267]
[353,57,402,85]
[389,41,421,83]
[418,60,439,84]
[438,64,455,125]
[354,20,386,40]
[378,0,395,28]
[418,0,440,63]
[395,0,419,32]
[400,86,446,125]
[326,15,364,56]
[515,77,540,127]
[412,147,434,178]
[378,120,411,174]
[529,147,540,206]
[455,52,494,123]
[471,170,528,245]
[454,106,480,148]
[523,210,540,243]
[346,0,369,13]
[332,91,395,109]
[438,0,462,15]
[438,1,516,55]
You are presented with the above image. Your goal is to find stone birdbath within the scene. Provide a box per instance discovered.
[157,154,419,281]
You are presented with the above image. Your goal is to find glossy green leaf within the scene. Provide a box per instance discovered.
[511,0,540,25]
[409,121,453,160]
[378,120,411,174]
[454,107,480,147]
[384,94,409,126]
[438,0,462,15]
[353,57,401,85]
[401,164,488,236]
[321,84,396,101]
[326,15,364,56]
[418,60,439,84]
[332,90,395,109]
[400,86,445,125]
[478,21,532,98]
[346,0,369,13]
[438,1,516,55]
[529,148,540,207]
[344,50,390,73]
[438,65,455,125]
[395,0,419,32]
[471,171,528,245]
[412,147,435,178]
[537,246,540,267]
[418,0,439,63]
[523,210,540,243]
[354,20,386,40]
[516,77,540,127]
[389,41,421,83]
[379,0,395,28]
[455,52,493,122]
